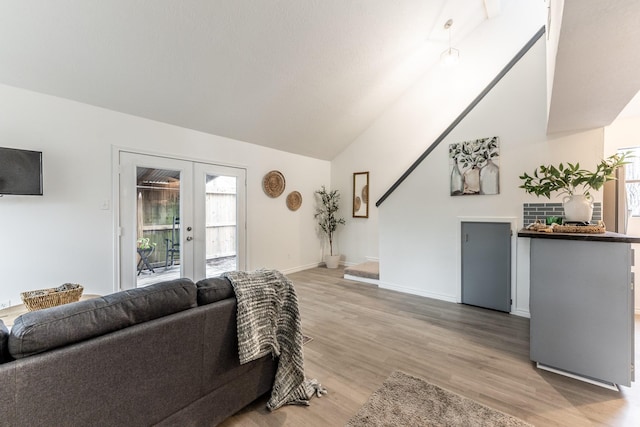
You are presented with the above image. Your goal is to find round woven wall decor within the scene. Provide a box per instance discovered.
[262,170,286,198]
[361,184,369,204]
[354,196,361,212]
[286,191,302,211]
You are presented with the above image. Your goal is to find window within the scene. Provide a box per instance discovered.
[619,147,640,216]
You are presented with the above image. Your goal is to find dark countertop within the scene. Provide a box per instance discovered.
[518,229,640,244]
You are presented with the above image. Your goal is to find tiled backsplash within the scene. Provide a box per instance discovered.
[523,202,602,225]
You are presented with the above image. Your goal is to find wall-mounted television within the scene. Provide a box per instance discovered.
[0,147,43,195]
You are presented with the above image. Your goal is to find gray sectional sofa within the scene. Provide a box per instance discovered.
[0,277,277,426]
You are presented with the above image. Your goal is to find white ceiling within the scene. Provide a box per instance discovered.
[547,0,640,133]
[0,0,493,160]
[3,1,636,160]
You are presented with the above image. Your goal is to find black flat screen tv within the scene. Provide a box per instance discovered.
[0,147,43,195]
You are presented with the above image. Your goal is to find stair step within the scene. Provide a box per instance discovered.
[344,261,379,280]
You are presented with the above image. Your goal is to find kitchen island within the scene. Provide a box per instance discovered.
[519,229,639,389]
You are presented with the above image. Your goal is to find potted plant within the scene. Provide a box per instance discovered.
[314,186,346,268]
[519,153,629,222]
[136,237,157,258]
[136,237,156,251]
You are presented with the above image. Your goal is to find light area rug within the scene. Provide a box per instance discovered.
[346,371,532,427]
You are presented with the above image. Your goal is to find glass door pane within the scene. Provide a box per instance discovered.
[204,174,238,276]
[135,166,181,287]
[119,152,193,290]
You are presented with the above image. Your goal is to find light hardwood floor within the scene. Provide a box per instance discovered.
[220,267,639,427]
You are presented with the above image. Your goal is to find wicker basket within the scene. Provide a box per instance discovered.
[552,224,606,234]
[21,285,84,311]
[526,220,607,234]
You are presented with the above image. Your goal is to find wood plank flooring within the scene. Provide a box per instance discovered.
[219,267,639,427]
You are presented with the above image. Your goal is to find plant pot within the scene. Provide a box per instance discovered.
[563,194,594,222]
[324,255,340,269]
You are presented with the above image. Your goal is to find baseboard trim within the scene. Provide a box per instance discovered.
[536,363,619,391]
[281,262,323,275]
[378,283,532,316]
[378,282,458,304]
[511,308,531,318]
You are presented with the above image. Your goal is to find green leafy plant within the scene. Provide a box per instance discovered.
[314,186,346,256]
[136,237,156,250]
[449,136,499,169]
[519,153,629,198]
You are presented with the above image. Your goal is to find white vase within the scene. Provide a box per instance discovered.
[450,162,463,195]
[325,255,340,269]
[463,167,480,194]
[480,159,499,195]
[563,194,594,222]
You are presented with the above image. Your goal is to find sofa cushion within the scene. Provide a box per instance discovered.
[196,277,234,305]
[8,278,197,359]
[0,319,11,363]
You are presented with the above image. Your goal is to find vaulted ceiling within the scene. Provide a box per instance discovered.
[0,0,498,160]
[1,1,639,160]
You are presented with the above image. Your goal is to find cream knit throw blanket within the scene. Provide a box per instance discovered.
[222,269,326,410]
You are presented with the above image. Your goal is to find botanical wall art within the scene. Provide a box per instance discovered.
[449,136,500,196]
[353,171,369,218]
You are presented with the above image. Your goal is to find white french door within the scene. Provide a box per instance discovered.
[118,151,246,289]
[193,162,246,280]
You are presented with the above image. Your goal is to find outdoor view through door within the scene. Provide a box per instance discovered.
[135,170,239,287]
[203,174,238,278]
[119,151,245,289]
[135,167,182,286]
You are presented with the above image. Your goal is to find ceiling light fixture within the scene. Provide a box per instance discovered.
[441,19,459,65]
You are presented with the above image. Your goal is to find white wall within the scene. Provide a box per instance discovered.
[0,84,330,306]
[604,115,640,313]
[330,0,546,265]
[545,0,565,119]
[377,34,605,316]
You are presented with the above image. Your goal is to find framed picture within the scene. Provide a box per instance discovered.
[353,172,369,218]
[449,136,500,196]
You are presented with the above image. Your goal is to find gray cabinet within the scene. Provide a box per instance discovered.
[461,222,511,312]
[529,237,635,387]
